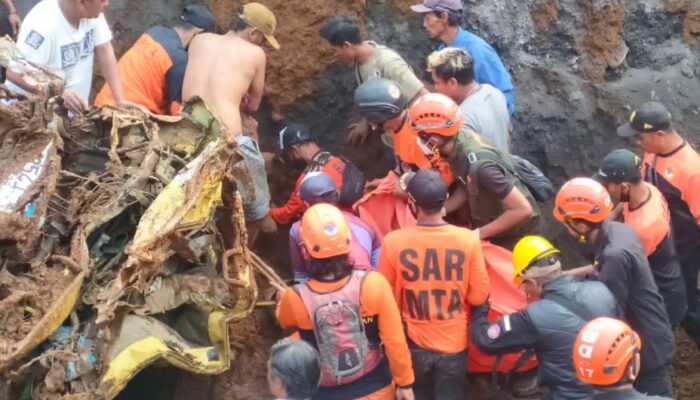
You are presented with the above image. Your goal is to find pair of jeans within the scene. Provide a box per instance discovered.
[409,345,467,400]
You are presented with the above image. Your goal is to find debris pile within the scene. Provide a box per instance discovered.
[0,37,268,400]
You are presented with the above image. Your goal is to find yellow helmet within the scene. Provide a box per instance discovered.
[512,236,561,283]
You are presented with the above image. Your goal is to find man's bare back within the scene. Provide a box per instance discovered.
[183,32,266,138]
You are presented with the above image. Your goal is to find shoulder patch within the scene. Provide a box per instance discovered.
[487,323,501,339]
[25,30,45,50]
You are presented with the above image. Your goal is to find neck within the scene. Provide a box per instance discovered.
[417,211,444,225]
[58,0,82,28]
[627,182,649,209]
[441,25,460,46]
[356,41,374,64]
[658,132,684,154]
[455,82,478,103]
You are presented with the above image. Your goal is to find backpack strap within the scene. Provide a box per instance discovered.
[462,149,517,197]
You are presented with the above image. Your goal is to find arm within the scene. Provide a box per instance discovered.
[370,273,414,388]
[288,226,308,283]
[1,0,20,37]
[470,303,538,355]
[564,264,594,278]
[95,42,126,107]
[408,87,429,105]
[597,253,631,308]
[269,173,306,225]
[445,184,468,213]
[384,53,425,104]
[275,288,300,330]
[370,234,381,268]
[465,238,490,306]
[243,49,266,113]
[476,164,533,240]
[165,59,187,115]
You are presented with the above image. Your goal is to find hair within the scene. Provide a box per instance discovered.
[269,339,321,400]
[427,47,475,85]
[229,9,249,32]
[307,254,354,282]
[320,16,362,46]
[433,10,462,27]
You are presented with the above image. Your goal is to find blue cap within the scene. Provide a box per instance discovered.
[299,172,338,203]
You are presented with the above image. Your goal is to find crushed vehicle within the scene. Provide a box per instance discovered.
[0,36,276,400]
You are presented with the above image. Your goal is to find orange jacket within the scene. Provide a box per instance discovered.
[95,26,185,115]
[270,152,346,224]
[276,271,414,388]
[392,121,454,185]
[379,224,490,354]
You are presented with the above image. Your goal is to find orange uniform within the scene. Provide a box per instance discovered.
[95,26,186,115]
[378,224,490,354]
[643,142,700,252]
[276,271,414,397]
[623,183,671,256]
[392,120,454,185]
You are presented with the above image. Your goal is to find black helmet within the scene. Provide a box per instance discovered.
[279,123,313,154]
[354,78,407,124]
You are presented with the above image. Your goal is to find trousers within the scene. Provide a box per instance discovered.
[680,245,700,349]
[410,344,467,400]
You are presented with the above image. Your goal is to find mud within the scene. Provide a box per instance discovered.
[0,262,75,355]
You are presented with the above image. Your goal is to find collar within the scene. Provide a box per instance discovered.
[541,275,575,295]
[657,141,687,158]
[627,184,652,212]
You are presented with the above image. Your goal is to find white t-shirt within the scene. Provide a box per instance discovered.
[9,0,112,102]
[459,83,511,154]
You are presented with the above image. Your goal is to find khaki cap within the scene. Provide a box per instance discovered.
[241,2,279,49]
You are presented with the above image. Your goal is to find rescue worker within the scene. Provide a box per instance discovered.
[268,338,321,400]
[427,47,510,154]
[289,172,380,281]
[353,78,453,185]
[320,15,428,145]
[183,2,278,139]
[276,204,415,400]
[470,235,619,399]
[617,101,700,349]
[410,0,515,114]
[271,123,365,225]
[594,148,687,327]
[95,5,216,115]
[7,0,145,115]
[411,93,540,250]
[553,177,675,397]
[378,168,490,399]
[573,318,671,399]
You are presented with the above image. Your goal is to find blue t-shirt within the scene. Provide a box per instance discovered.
[440,28,515,115]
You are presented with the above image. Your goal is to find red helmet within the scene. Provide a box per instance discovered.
[408,93,463,137]
[573,318,641,386]
[553,178,613,224]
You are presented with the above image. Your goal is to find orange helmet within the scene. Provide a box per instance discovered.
[408,93,464,137]
[573,318,641,386]
[553,177,613,224]
[300,204,351,259]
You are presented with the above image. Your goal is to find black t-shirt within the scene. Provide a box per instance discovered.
[592,221,675,372]
[476,163,514,200]
[592,388,671,399]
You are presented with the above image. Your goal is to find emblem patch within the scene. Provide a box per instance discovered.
[487,323,501,339]
[25,30,45,50]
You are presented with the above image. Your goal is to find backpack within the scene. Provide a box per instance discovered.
[510,155,555,202]
[336,155,366,208]
[294,270,383,386]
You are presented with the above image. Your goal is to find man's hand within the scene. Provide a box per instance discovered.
[396,387,415,400]
[7,12,20,37]
[260,214,278,235]
[61,89,87,115]
[117,99,151,115]
[346,119,371,146]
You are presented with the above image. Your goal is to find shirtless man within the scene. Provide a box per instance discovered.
[182,2,278,140]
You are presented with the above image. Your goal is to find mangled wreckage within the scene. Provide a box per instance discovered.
[0,37,278,399]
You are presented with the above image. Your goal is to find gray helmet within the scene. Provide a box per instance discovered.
[354,78,407,124]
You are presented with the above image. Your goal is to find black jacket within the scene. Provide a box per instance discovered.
[592,220,676,372]
[471,276,620,399]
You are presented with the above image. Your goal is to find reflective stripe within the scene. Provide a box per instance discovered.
[504,315,511,332]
